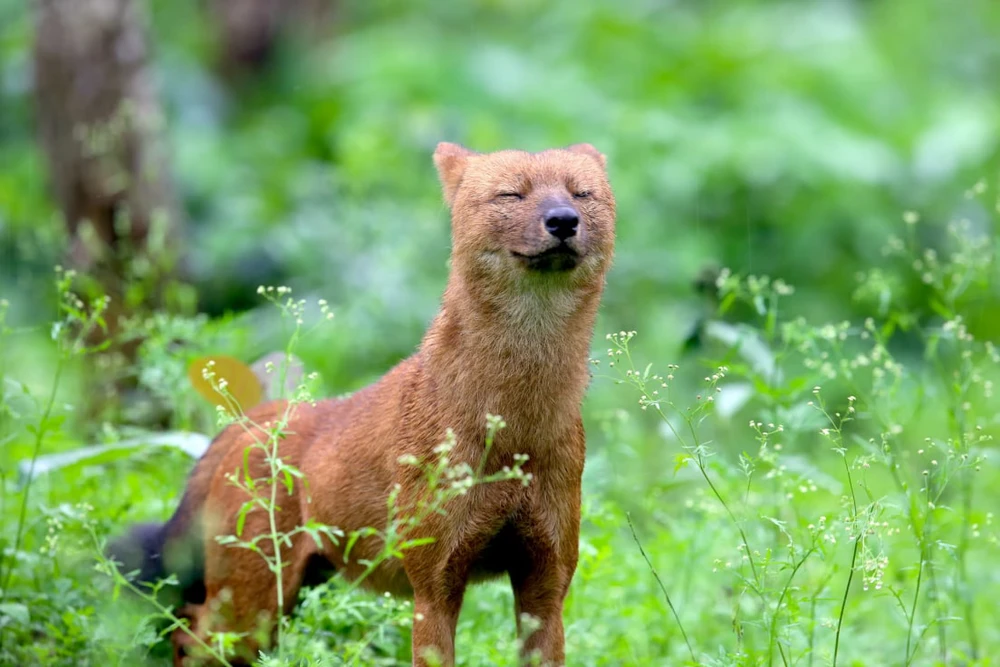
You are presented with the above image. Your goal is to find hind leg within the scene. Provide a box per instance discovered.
[174,549,312,664]
[173,520,316,665]
[172,466,317,665]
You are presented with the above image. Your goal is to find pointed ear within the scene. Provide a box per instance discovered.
[566,143,606,169]
[433,142,477,205]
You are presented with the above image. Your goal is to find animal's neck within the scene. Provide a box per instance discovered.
[419,274,602,452]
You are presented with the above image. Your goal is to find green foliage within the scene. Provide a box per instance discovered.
[2,0,1000,665]
[593,202,998,664]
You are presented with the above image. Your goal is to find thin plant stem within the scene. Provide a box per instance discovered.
[807,571,834,667]
[1,356,64,600]
[619,341,763,591]
[926,558,947,664]
[626,513,696,663]
[905,554,925,666]
[904,480,934,666]
[768,548,815,667]
[832,536,858,667]
[957,469,979,658]
[832,423,859,667]
[610,336,781,653]
[265,415,290,650]
[97,534,234,667]
[944,358,978,659]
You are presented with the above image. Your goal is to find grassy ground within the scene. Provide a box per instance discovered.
[2,1,1000,665]
[2,208,999,665]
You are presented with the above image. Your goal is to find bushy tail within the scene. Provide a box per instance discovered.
[107,516,205,607]
[106,522,169,586]
[107,421,235,607]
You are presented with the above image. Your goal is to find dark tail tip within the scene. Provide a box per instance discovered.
[107,520,205,607]
[106,522,167,587]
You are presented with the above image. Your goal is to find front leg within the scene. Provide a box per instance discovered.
[402,465,521,666]
[509,484,581,666]
[511,553,576,666]
[404,523,472,667]
[411,586,465,667]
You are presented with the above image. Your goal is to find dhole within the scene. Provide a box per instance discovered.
[113,142,616,666]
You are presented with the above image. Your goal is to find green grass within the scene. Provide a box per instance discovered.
[3,0,1000,664]
[2,205,999,665]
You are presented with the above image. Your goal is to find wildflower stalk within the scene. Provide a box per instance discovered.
[609,334,763,593]
[813,394,860,667]
[807,571,835,667]
[626,513,696,662]
[209,288,324,656]
[604,331,789,659]
[768,547,815,667]
[833,538,858,667]
[92,531,234,667]
[935,343,979,659]
[2,272,108,601]
[903,484,931,667]
[1,358,63,601]
[956,468,978,657]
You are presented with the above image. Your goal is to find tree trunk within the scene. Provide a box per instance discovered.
[33,0,183,423]
[210,0,336,80]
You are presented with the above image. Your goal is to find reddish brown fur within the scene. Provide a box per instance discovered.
[154,143,615,665]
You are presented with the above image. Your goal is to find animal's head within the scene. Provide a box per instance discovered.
[433,143,616,290]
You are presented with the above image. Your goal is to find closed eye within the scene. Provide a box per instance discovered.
[573,191,592,199]
[495,192,524,200]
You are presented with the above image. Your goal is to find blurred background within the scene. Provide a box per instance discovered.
[1,0,1000,664]
[3,0,998,381]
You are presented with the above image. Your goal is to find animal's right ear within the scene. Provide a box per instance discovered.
[433,142,477,206]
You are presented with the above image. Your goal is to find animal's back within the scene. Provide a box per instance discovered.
[108,357,420,605]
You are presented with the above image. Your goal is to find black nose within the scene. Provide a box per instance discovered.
[543,207,579,241]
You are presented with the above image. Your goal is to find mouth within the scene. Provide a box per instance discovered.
[511,245,581,272]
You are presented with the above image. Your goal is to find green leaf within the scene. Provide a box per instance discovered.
[41,414,65,431]
[17,432,211,482]
[242,445,252,486]
[399,537,437,550]
[0,603,29,625]
[703,320,778,382]
[236,500,255,537]
[718,291,737,315]
[929,299,954,320]
[344,531,362,562]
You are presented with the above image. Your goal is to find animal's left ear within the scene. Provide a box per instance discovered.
[433,142,478,206]
[566,143,606,169]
